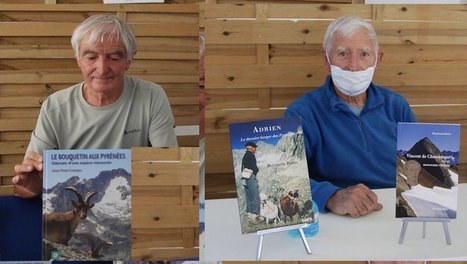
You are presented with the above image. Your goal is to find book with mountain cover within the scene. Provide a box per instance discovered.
[229,117,316,234]
[42,149,131,261]
[395,122,460,219]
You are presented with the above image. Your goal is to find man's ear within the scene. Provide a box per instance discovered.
[75,56,81,68]
[376,51,384,67]
[125,60,132,71]
[321,48,331,71]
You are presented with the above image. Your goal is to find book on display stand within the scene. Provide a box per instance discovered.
[395,122,460,244]
[228,117,317,259]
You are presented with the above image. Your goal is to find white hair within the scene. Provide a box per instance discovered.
[323,16,379,56]
[71,14,137,62]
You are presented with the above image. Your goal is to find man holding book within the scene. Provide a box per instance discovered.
[8,14,177,261]
[285,16,416,218]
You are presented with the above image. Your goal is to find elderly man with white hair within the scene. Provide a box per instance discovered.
[13,14,178,199]
[285,16,417,218]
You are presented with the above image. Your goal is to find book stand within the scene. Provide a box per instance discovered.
[398,217,452,245]
[256,223,312,260]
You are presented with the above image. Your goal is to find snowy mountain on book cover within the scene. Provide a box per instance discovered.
[395,123,460,219]
[229,117,315,234]
[42,149,131,261]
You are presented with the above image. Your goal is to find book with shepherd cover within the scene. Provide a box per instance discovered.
[229,117,316,234]
[42,149,131,261]
[395,122,460,219]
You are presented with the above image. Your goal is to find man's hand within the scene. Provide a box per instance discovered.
[12,151,44,199]
[326,183,383,217]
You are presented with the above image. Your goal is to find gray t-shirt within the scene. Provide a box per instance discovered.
[27,75,178,154]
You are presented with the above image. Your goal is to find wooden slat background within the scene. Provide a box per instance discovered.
[0,0,204,3]
[0,0,358,3]
[204,4,467,199]
[0,0,362,5]
[0,3,200,195]
[132,147,199,261]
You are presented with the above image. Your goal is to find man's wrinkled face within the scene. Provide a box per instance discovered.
[327,28,377,71]
[76,37,130,95]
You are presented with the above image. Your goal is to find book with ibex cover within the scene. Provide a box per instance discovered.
[42,149,131,261]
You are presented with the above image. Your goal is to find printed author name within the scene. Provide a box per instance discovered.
[51,168,82,173]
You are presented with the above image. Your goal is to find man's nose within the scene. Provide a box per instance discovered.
[95,57,109,74]
[347,54,359,71]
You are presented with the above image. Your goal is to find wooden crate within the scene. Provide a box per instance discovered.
[131,147,199,260]
[204,4,467,199]
[0,3,200,195]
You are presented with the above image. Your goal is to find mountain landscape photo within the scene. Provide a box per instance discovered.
[229,117,315,234]
[395,123,460,219]
[42,149,131,261]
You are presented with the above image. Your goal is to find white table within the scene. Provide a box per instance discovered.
[204,184,467,261]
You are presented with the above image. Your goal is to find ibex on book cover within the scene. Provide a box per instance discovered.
[43,186,97,258]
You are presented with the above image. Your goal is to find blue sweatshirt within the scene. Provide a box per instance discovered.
[285,76,417,213]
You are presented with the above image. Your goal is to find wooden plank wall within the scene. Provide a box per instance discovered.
[0,4,199,195]
[209,0,359,3]
[0,0,203,4]
[204,4,467,199]
[132,147,199,260]
[0,0,359,4]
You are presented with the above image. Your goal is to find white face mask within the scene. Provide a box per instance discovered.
[327,54,377,96]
